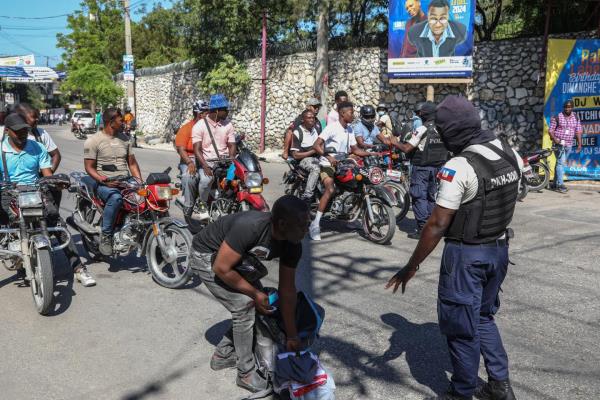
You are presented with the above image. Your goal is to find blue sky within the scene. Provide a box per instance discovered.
[0,1,172,68]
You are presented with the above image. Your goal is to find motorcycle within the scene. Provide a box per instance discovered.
[522,147,552,192]
[177,134,269,234]
[71,118,88,140]
[284,151,397,245]
[66,167,194,289]
[364,144,411,223]
[0,175,72,315]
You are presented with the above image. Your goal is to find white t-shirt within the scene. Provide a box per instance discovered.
[0,125,57,153]
[290,125,318,152]
[407,125,428,150]
[436,139,523,210]
[326,108,339,125]
[317,121,357,166]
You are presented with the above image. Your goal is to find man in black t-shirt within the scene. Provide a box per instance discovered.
[191,195,310,394]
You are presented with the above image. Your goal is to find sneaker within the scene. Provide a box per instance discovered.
[309,224,321,241]
[75,267,96,287]
[475,379,516,400]
[236,369,268,393]
[195,202,210,221]
[209,353,237,371]
[99,233,113,256]
[558,185,568,193]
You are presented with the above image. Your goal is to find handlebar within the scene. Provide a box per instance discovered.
[104,174,130,183]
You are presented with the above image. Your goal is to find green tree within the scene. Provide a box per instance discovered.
[197,55,251,101]
[61,64,124,110]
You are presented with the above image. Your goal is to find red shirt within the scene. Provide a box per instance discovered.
[401,13,427,58]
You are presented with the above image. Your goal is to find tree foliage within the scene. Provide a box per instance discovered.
[61,63,123,107]
[197,55,251,100]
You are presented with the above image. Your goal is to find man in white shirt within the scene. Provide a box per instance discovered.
[311,101,371,240]
[386,96,520,400]
[326,90,348,126]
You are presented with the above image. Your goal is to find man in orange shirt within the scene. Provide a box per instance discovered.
[175,100,209,215]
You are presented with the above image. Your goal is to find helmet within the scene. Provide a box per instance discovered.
[376,103,387,112]
[360,105,376,118]
[124,106,132,113]
[193,99,209,113]
[415,102,425,113]
[209,93,229,110]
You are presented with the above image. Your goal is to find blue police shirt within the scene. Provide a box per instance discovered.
[354,121,380,145]
[0,137,52,185]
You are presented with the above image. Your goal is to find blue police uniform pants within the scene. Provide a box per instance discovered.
[81,176,124,235]
[438,240,510,398]
[409,165,440,229]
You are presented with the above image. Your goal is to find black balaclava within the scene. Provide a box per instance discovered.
[361,117,375,131]
[419,101,436,123]
[435,95,496,153]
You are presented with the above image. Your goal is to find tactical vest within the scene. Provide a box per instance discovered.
[445,140,521,244]
[411,122,448,167]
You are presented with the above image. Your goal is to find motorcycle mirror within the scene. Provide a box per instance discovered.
[163,166,172,175]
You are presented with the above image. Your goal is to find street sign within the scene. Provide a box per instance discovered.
[123,54,135,81]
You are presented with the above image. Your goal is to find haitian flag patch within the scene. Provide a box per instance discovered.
[437,167,456,182]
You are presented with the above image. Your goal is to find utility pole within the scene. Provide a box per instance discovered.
[259,9,267,153]
[123,0,135,114]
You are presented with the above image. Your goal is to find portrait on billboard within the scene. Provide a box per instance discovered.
[388,0,475,79]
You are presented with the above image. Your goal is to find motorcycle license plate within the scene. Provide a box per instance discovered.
[386,170,402,181]
[523,165,534,178]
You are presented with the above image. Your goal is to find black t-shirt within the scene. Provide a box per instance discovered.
[192,211,302,268]
[291,114,322,134]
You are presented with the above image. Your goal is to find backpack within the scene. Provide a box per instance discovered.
[243,291,326,400]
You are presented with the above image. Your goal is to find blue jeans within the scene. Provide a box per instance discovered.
[554,145,572,187]
[438,240,510,398]
[81,176,123,234]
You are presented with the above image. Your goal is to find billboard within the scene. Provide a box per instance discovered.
[0,54,35,67]
[543,38,600,181]
[388,0,475,79]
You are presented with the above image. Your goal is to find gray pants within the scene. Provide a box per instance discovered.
[178,162,213,208]
[178,163,199,209]
[192,251,264,375]
[299,157,320,198]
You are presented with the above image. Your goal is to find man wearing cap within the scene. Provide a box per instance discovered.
[391,102,448,239]
[281,97,323,160]
[548,99,583,193]
[192,94,237,218]
[175,100,209,216]
[386,96,520,400]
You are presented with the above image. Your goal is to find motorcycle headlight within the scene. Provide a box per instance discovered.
[245,172,263,188]
[368,167,384,185]
[156,186,173,200]
[18,191,43,208]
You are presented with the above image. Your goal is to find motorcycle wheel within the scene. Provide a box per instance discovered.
[146,223,194,289]
[527,161,550,192]
[383,181,410,222]
[517,179,529,202]
[362,197,396,245]
[30,247,54,315]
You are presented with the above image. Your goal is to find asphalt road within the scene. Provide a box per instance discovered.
[1,126,599,400]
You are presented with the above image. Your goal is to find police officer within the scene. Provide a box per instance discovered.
[393,101,448,239]
[386,96,521,400]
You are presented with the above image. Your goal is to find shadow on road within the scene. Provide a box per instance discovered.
[205,319,231,347]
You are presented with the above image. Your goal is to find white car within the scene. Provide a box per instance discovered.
[71,110,95,131]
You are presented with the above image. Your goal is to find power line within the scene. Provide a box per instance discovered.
[0,26,68,31]
[0,30,53,58]
[0,13,70,20]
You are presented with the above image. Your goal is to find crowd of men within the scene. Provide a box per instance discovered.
[0,91,585,399]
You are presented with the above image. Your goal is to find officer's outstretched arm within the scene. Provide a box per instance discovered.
[386,205,456,294]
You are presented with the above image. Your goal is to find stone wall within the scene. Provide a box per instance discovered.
[118,32,589,152]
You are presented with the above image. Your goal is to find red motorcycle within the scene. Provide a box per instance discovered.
[66,167,194,289]
[522,147,552,192]
[180,134,269,234]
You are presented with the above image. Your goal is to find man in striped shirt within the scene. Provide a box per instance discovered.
[548,100,583,193]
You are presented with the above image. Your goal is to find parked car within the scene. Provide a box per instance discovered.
[71,110,95,132]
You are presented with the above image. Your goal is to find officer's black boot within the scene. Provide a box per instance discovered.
[474,379,516,400]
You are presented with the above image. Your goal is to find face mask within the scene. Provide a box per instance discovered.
[378,111,385,116]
